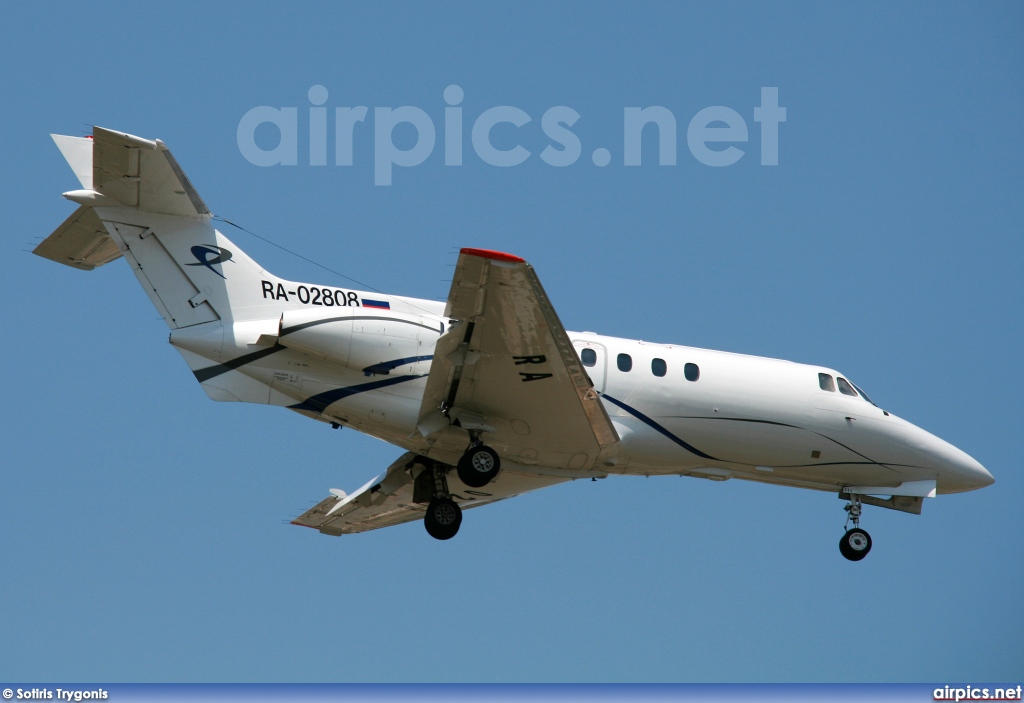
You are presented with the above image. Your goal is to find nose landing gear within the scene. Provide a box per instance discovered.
[840,495,872,561]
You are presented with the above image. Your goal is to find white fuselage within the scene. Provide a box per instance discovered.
[171,291,993,498]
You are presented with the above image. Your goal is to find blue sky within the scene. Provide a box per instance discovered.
[2,1,1021,683]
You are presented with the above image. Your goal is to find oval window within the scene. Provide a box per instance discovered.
[617,353,632,372]
[684,362,699,382]
[651,358,667,377]
[581,348,596,367]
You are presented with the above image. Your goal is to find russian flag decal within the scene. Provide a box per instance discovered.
[362,299,391,310]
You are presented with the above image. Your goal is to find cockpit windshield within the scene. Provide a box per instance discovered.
[850,381,877,407]
[836,377,858,396]
[817,370,881,409]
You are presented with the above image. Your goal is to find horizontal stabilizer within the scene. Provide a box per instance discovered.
[48,127,210,217]
[91,127,209,216]
[33,205,122,270]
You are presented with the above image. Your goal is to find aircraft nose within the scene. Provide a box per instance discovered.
[957,451,995,490]
[938,438,993,491]
[903,420,994,492]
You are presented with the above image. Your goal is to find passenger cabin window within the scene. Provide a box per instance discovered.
[581,348,596,367]
[651,358,667,377]
[819,373,836,392]
[617,353,632,372]
[684,362,700,382]
[837,377,859,397]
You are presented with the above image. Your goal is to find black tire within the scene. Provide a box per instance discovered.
[424,498,462,540]
[839,527,872,561]
[457,445,501,488]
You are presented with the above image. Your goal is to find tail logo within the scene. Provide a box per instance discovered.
[186,245,233,279]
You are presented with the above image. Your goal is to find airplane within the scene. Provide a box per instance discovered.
[34,127,995,560]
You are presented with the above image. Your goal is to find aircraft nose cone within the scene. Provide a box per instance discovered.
[904,420,994,493]
[959,452,994,490]
[937,437,993,491]
[901,417,995,495]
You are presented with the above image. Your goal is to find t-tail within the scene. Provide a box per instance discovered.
[35,127,440,410]
[37,127,286,328]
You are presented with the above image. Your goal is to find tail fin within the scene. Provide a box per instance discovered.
[36,127,285,329]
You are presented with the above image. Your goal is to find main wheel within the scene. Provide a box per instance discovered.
[839,527,872,561]
[424,498,462,540]
[457,445,501,488]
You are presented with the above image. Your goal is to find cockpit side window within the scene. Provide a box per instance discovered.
[818,373,836,392]
[837,377,858,396]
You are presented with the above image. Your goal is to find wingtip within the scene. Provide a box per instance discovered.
[460,247,526,264]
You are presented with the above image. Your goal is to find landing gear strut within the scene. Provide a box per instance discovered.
[422,463,462,540]
[456,435,501,488]
[839,495,872,561]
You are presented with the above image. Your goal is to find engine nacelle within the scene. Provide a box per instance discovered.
[170,318,282,361]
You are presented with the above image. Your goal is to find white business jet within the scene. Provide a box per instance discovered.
[35,128,994,560]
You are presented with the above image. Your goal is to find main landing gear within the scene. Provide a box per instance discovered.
[420,439,501,540]
[840,495,872,561]
[456,441,501,488]
[424,497,462,540]
[422,463,462,541]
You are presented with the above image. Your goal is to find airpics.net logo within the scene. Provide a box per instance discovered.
[236,85,786,186]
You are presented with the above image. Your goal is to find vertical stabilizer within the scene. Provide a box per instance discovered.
[38,127,291,330]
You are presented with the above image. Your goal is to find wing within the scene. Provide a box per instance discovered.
[416,248,617,473]
[292,452,571,535]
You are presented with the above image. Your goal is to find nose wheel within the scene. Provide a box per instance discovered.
[839,527,872,561]
[840,495,872,561]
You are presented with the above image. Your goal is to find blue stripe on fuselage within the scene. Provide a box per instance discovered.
[290,374,425,414]
[601,393,719,461]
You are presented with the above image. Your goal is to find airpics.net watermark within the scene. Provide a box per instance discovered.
[237,85,786,186]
